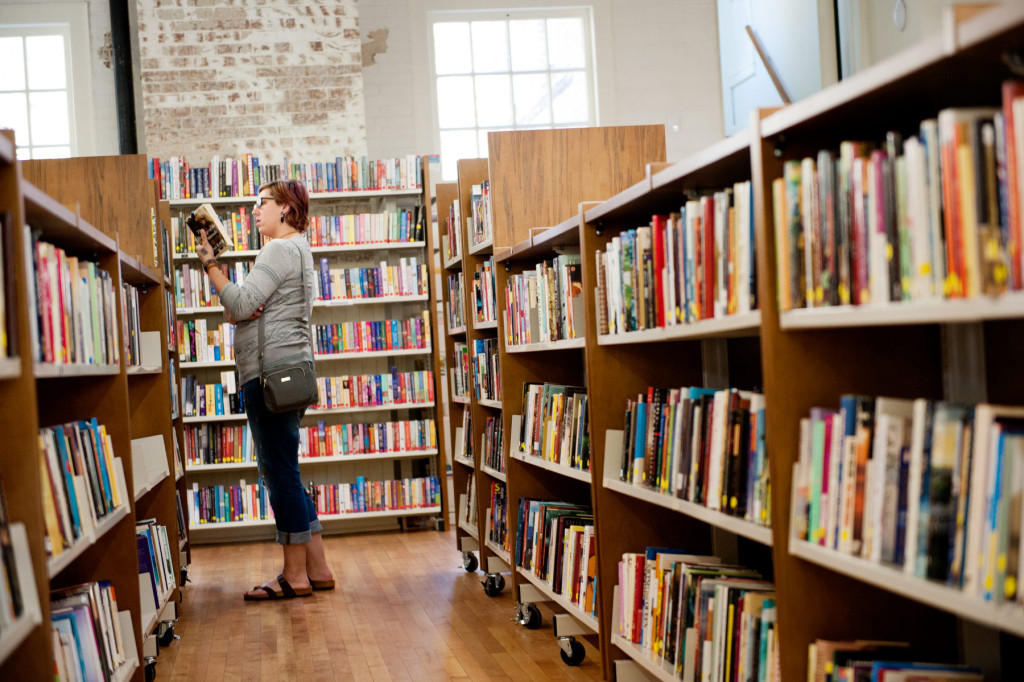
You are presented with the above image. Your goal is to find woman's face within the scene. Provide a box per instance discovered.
[254,191,287,238]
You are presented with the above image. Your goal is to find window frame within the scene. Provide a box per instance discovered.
[426,6,598,180]
[0,2,96,158]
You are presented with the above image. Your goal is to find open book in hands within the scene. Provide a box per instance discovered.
[186,203,234,257]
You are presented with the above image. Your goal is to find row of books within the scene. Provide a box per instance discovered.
[299,418,437,460]
[794,396,1024,605]
[152,153,424,200]
[39,420,125,558]
[596,183,757,336]
[471,337,501,402]
[472,257,497,323]
[177,318,234,363]
[29,234,120,366]
[175,261,251,310]
[482,415,504,473]
[0,479,24,632]
[0,218,9,359]
[181,374,243,418]
[313,312,431,355]
[314,258,429,301]
[519,382,590,471]
[807,639,982,682]
[189,479,272,524]
[443,199,463,262]
[183,423,253,466]
[446,272,465,331]
[165,290,176,349]
[619,387,770,525]
[136,518,176,609]
[514,499,594,604]
[450,342,469,399]
[504,254,585,346]
[121,283,143,367]
[487,481,508,551]
[313,368,434,410]
[617,549,774,682]
[460,476,477,527]
[307,475,442,515]
[50,581,129,682]
[775,83,1024,311]
[455,409,473,462]
[468,181,492,247]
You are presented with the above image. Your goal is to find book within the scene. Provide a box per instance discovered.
[185,203,235,257]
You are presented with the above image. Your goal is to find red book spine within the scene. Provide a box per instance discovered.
[651,214,667,327]
[701,197,716,319]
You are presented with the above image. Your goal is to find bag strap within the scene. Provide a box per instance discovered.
[258,240,313,380]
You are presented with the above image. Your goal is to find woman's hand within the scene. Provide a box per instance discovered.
[196,229,215,270]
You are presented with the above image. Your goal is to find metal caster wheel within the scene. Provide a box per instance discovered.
[144,657,157,682]
[156,622,179,648]
[559,637,585,666]
[462,551,478,572]
[519,603,541,629]
[482,573,505,597]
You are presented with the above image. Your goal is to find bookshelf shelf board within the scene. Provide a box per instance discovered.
[779,294,1024,329]
[47,504,130,578]
[448,324,467,336]
[22,181,117,254]
[110,660,137,682]
[582,176,653,226]
[134,470,170,502]
[789,538,1024,640]
[468,237,493,255]
[484,539,511,565]
[458,519,479,539]
[609,634,678,682]
[174,250,260,261]
[165,275,172,287]
[650,130,752,193]
[603,477,773,546]
[182,413,247,424]
[179,537,187,550]
[451,394,470,405]
[315,346,432,361]
[497,214,582,264]
[141,584,176,639]
[306,401,435,416]
[505,337,586,353]
[454,455,476,470]
[480,463,507,483]
[473,319,498,331]
[35,362,121,378]
[120,252,162,286]
[167,187,423,206]
[0,524,42,667]
[516,566,600,634]
[313,294,430,309]
[510,451,592,484]
[176,306,225,315]
[0,133,13,163]
[444,254,463,270]
[0,356,21,380]
[318,506,442,522]
[597,311,762,345]
[190,519,277,530]
[477,398,503,410]
[187,449,440,472]
[126,365,162,375]
[179,359,235,369]
[173,242,428,261]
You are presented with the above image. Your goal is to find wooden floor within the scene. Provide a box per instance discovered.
[156,528,604,681]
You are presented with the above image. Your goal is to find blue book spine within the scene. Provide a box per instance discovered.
[87,419,115,513]
[215,384,224,415]
[53,427,83,539]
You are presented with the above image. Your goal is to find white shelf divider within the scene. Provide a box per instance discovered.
[0,524,43,667]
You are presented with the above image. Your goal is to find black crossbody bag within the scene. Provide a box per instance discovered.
[258,247,318,413]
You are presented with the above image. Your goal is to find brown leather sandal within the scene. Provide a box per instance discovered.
[243,574,313,601]
[308,576,335,591]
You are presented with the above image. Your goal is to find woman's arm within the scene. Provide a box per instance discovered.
[196,229,273,320]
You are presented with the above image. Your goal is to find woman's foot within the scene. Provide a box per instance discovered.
[243,574,312,600]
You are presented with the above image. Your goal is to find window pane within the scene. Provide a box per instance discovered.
[433,23,471,75]
[30,145,70,159]
[25,35,66,90]
[509,20,547,72]
[29,91,70,145]
[547,18,585,70]
[0,93,30,145]
[551,71,589,124]
[0,38,25,91]
[474,75,512,127]
[512,73,551,126]
[436,76,476,129]
[440,129,478,181]
[471,21,509,73]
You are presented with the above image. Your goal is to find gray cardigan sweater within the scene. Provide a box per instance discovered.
[218,237,314,387]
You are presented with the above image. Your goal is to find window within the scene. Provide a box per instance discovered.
[0,3,95,159]
[429,8,597,180]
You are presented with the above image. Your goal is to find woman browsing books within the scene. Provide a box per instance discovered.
[196,179,335,600]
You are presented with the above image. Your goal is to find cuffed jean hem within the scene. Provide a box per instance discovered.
[276,518,322,545]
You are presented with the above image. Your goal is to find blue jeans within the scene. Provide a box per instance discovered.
[242,378,321,544]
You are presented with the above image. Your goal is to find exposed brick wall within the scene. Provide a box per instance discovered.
[135,0,367,163]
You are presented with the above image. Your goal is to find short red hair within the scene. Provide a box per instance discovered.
[260,179,309,232]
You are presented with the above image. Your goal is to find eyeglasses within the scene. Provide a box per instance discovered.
[254,195,276,209]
